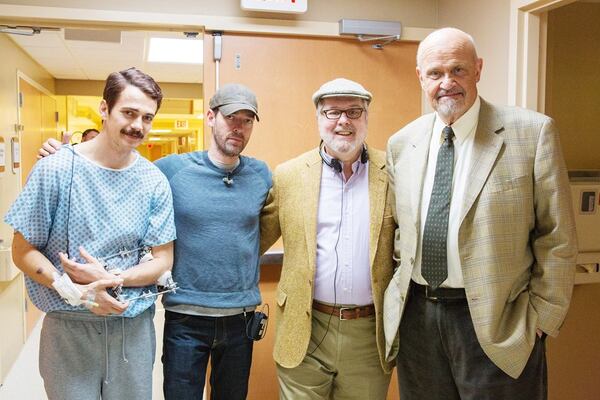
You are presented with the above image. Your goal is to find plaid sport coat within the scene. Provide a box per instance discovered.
[383,98,577,378]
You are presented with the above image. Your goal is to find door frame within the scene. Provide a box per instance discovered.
[508,0,577,111]
[15,71,55,187]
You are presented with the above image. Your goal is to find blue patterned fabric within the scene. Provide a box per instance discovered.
[155,151,271,310]
[4,146,176,317]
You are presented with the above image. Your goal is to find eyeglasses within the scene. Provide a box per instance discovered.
[321,108,365,120]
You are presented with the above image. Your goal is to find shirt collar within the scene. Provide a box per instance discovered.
[434,96,480,145]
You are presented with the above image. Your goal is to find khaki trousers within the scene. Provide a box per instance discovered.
[277,308,391,400]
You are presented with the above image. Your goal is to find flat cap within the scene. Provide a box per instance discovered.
[209,83,259,121]
[312,78,372,107]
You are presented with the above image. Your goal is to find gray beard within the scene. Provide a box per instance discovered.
[437,101,460,120]
[321,132,361,156]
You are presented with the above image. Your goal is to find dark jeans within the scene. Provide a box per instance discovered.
[397,283,547,400]
[162,310,254,400]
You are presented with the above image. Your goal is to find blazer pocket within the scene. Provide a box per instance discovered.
[508,271,530,302]
[276,287,288,308]
[487,174,529,193]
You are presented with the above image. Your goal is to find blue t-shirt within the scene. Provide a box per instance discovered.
[4,146,176,317]
[155,151,271,310]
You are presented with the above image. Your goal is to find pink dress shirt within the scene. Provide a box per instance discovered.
[313,152,372,306]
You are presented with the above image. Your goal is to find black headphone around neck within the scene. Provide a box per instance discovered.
[318,140,368,173]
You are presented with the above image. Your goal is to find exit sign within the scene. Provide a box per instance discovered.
[241,0,307,14]
[175,120,189,129]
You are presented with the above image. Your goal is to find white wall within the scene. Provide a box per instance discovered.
[0,0,438,27]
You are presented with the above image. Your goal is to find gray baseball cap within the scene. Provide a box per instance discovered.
[209,83,259,121]
[312,78,372,107]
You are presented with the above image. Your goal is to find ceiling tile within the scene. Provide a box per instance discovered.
[9,29,204,84]
[23,45,73,59]
[10,30,64,48]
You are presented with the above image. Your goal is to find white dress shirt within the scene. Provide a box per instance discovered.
[314,152,372,305]
[413,97,481,288]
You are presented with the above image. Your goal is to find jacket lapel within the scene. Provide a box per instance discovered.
[459,99,505,224]
[368,148,387,268]
[408,115,435,228]
[301,150,322,272]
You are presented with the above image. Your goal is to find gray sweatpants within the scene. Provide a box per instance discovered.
[39,307,155,400]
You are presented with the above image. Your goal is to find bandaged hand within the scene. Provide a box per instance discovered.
[157,270,174,287]
[53,273,126,316]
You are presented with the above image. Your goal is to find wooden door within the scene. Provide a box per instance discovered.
[203,33,421,169]
[18,77,58,337]
[19,79,42,184]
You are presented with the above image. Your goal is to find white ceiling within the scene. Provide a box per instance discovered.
[9,29,203,83]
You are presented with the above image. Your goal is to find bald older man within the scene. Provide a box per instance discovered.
[383,28,577,399]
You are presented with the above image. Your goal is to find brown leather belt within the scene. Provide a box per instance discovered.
[312,301,376,320]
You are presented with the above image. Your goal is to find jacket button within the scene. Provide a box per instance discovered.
[306,310,310,316]
[410,257,415,265]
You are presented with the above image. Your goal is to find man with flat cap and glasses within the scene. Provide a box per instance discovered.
[260,78,396,399]
[37,83,271,400]
[155,83,271,399]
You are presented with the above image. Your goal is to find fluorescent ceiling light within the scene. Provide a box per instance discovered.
[147,37,203,64]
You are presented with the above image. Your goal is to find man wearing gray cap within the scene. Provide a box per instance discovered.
[260,78,396,399]
[156,83,271,399]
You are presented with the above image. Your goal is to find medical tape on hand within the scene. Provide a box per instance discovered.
[157,270,173,287]
[52,272,89,306]
[139,251,154,264]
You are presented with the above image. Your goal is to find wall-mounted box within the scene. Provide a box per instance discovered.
[569,171,600,253]
[241,0,307,14]
[569,170,600,285]
[0,245,19,282]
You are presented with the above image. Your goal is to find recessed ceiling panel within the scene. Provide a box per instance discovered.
[7,28,203,84]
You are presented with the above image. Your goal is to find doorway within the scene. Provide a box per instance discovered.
[18,76,57,183]
[17,76,57,339]
[11,27,205,163]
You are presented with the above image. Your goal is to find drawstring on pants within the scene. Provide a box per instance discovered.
[103,316,129,385]
[121,317,128,363]
[104,318,109,384]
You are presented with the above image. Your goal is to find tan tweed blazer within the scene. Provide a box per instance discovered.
[260,147,396,373]
[383,98,578,379]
